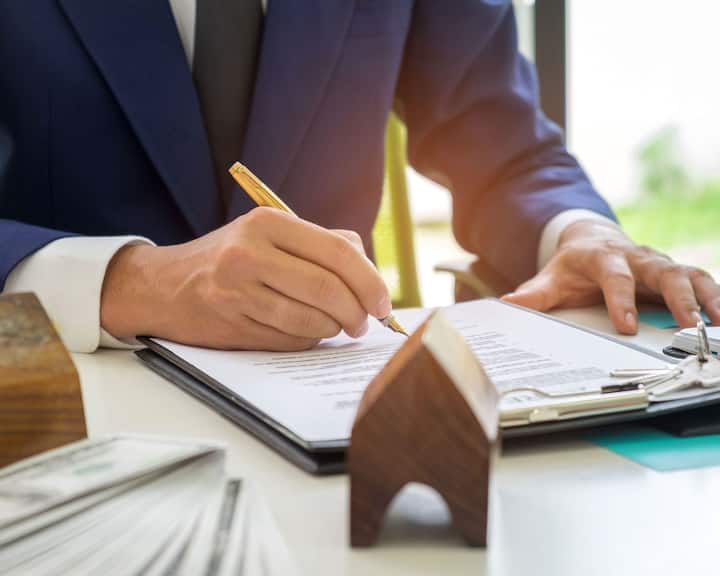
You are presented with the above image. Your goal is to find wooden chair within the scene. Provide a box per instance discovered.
[372,114,422,308]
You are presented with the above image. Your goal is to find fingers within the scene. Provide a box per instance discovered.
[501,217,720,335]
[659,269,702,328]
[588,253,638,334]
[255,210,391,319]
[240,284,342,339]
[223,316,321,352]
[630,254,701,328]
[256,248,370,338]
[627,247,720,328]
[691,270,720,325]
[501,272,560,311]
[181,306,320,352]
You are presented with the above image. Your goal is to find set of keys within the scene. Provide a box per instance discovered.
[611,321,720,399]
[502,321,720,404]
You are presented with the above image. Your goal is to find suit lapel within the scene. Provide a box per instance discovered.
[231,0,354,218]
[58,0,221,236]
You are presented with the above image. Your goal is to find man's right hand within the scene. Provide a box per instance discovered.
[100,208,392,351]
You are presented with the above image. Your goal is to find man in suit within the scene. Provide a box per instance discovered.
[1,1,718,353]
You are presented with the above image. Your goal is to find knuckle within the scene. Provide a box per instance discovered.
[604,238,628,253]
[632,244,668,267]
[688,267,712,281]
[677,299,700,313]
[591,249,611,266]
[635,244,658,258]
[285,337,321,352]
[269,297,290,327]
[659,263,687,281]
[203,284,229,310]
[670,292,699,311]
[291,307,319,334]
[331,235,357,265]
[609,270,634,285]
[315,273,341,302]
[244,206,280,228]
[270,299,295,329]
[341,230,363,251]
[218,242,256,269]
[345,230,362,243]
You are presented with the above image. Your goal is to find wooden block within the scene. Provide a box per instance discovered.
[349,310,499,547]
[0,292,86,467]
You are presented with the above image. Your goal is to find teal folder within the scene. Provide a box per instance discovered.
[590,426,720,472]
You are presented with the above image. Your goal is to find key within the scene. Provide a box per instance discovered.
[648,321,720,398]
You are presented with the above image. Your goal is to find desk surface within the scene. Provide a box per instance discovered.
[73,307,717,576]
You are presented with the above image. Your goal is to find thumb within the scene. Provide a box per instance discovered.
[501,274,559,312]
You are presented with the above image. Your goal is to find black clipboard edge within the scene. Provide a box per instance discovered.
[135,349,346,476]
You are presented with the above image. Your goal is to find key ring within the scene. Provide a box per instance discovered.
[697,320,711,363]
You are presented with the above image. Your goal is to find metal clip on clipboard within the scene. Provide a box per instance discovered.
[499,321,720,428]
[499,387,649,427]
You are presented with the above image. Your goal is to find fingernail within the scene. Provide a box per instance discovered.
[377,294,392,318]
[354,318,369,338]
[691,310,703,324]
[625,311,637,331]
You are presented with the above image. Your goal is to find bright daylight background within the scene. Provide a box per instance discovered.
[408,0,720,306]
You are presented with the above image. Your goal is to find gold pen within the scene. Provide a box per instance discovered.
[228,162,409,338]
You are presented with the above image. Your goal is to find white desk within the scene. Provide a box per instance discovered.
[73,308,719,575]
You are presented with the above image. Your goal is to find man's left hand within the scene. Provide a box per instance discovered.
[502,219,720,334]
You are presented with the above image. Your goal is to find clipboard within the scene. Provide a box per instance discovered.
[135,310,720,475]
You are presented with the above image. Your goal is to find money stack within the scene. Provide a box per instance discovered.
[0,436,296,576]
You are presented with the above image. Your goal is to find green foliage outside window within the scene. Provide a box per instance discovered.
[617,126,720,263]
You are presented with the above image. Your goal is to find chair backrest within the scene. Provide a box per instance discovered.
[372,114,422,309]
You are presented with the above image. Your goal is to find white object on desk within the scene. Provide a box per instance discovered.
[151,299,668,445]
[72,307,720,576]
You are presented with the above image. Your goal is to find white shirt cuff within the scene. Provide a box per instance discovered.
[537,209,619,271]
[3,236,154,353]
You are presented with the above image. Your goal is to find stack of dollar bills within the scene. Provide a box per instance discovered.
[0,435,296,576]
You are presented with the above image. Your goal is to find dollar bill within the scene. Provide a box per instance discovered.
[0,436,296,576]
[0,456,221,576]
[0,435,223,530]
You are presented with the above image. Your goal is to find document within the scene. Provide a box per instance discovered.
[153,300,670,445]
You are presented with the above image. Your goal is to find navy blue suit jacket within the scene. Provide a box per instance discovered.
[0,127,9,191]
[0,0,614,291]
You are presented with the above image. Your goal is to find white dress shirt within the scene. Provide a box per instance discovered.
[2,0,615,353]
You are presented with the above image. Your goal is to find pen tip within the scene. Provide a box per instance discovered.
[382,315,410,337]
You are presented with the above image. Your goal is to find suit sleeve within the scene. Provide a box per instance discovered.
[0,126,73,284]
[395,0,616,289]
[0,126,154,352]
